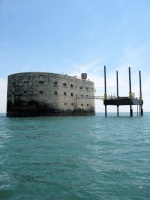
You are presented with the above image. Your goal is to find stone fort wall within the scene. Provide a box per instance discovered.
[7,72,95,117]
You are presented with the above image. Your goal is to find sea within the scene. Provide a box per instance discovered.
[0,112,150,200]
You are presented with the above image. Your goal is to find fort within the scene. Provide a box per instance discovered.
[7,72,95,117]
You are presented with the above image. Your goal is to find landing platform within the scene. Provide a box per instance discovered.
[104,97,143,106]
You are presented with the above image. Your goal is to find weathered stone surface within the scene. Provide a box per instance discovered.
[7,72,95,117]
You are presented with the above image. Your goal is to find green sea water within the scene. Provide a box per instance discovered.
[0,113,150,200]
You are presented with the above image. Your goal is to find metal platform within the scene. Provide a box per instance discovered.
[103,66,143,117]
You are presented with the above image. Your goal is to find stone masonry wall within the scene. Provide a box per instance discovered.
[7,72,95,117]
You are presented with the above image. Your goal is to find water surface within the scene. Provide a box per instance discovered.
[0,113,150,199]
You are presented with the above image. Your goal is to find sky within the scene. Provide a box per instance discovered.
[0,0,150,113]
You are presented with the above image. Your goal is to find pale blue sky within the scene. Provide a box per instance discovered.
[0,0,150,113]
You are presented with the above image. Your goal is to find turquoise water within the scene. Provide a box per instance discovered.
[0,113,150,200]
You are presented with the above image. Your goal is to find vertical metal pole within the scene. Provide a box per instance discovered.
[130,105,133,117]
[116,71,119,116]
[139,71,143,116]
[129,67,132,98]
[104,66,107,117]
[116,71,119,98]
[139,71,142,98]
[137,104,138,116]
[117,106,119,117]
[105,106,107,117]
[104,66,107,97]
[129,67,133,116]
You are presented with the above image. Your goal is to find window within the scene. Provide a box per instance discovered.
[70,84,74,88]
[87,104,89,106]
[81,94,83,97]
[71,93,73,96]
[39,91,43,94]
[64,103,67,105]
[71,103,74,106]
[64,92,66,95]
[24,91,27,94]
[86,87,88,90]
[54,82,57,87]
[80,86,83,90]
[24,81,28,84]
[54,91,58,95]
[39,81,44,84]
[81,104,83,106]
[63,83,67,87]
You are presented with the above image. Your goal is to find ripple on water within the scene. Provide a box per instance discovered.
[0,113,150,199]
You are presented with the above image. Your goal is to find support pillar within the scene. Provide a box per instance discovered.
[105,105,107,117]
[141,106,143,116]
[104,66,107,117]
[130,105,133,117]
[117,105,119,117]
[139,71,143,116]
[116,71,119,117]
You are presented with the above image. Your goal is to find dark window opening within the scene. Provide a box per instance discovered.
[54,82,57,87]
[71,93,73,96]
[64,92,66,95]
[80,86,83,90]
[39,81,44,84]
[71,103,74,106]
[54,91,58,95]
[24,81,28,84]
[24,91,27,94]
[87,104,89,106]
[39,91,43,94]
[70,84,74,88]
[81,104,83,106]
[64,103,67,105]
[63,83,67,87]
[86,87,88,90]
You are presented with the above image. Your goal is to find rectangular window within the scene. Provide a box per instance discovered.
[24,91,27,94]
[71,93,73,96]
[39,91,43,94]
[70,84,74,88]
[24,81,28,84]
[64,103,67,105]
[80,86,83,90]
[54,91,58,95]
[81,104,83,106]
[64,92,66,95]
[86,87,88,90]
[63,83,67,87]
[71,103,74,106]
[39,81,44,84]
[54,82,57,87]
[87,104,89,106]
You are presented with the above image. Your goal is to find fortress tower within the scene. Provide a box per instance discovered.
[7,72,95,117]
